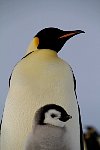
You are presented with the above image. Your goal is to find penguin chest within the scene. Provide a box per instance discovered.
[33,126,66,150]
[2,55,79,150]
[5,56,77,126]
[9,56,75,110]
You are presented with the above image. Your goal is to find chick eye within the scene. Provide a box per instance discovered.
[51,114,57,118]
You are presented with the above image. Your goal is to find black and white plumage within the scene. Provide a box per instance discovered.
[24,104,72,150]
[1,27,85,150]
[84,126,100,150]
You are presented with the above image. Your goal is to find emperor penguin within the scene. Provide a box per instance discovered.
[1,27,85,150]
[24,104,72,150]
[84,126,100,150]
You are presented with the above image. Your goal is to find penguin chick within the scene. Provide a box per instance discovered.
[24,104,72,150]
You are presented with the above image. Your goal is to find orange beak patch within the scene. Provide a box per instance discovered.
[59,32,78,39]
[59,30,85,39]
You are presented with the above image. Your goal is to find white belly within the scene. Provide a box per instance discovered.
[1,51,80,150]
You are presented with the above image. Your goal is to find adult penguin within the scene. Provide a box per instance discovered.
[1,27,85,150]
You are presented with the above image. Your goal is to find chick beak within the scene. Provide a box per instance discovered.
[59,30,85,40]
[67,115,72,120]
[60,114,72,122]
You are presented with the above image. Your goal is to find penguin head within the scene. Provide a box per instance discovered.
[33,27,85,53]
[35,104,72,128]
[85,126,99,138]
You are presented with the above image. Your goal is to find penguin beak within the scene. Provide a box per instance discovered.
[59,30,85,39]
[67,115,72,120]
[60,114,72,122]
[64,114,72,122]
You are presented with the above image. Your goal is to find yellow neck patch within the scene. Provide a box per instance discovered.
[26,37,39,55]
[33,37,39,48]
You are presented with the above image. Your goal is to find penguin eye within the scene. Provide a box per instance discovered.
[51,113,58,118]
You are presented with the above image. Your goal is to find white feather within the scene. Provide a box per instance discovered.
[1,49,80,150]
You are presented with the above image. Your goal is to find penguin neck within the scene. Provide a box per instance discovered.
[26,39,58,58]
[36,49,58,57]
[26,38,38,55]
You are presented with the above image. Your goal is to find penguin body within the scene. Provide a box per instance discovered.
[25,104,72,150]
[25,125,66,150]
[84,126,100,150]
[1,27,85,150]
